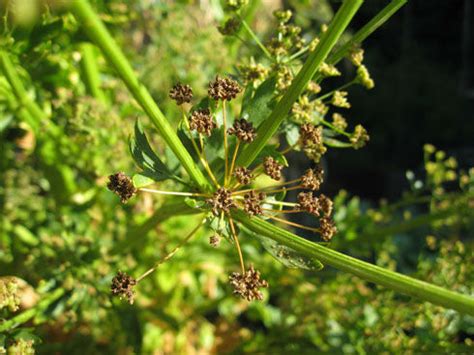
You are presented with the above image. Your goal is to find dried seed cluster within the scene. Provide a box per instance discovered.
[111,271,137,304]
[210,234,221,247]
[229,265,269,301]
[263,156,283,180]
[206,188,236,216]
[169,83,193,105]
[299,124,327,163]
[243,191,266,216]
[208,76,242,101]
[301,167,324,191]
[227,118,256,143]
[297,192,336,241]
[107,172,136,203]
[233,166,253,185]
[189,108,216,136]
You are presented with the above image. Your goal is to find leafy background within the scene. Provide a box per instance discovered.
[0,0,473,353]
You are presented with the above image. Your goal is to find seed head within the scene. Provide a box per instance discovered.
[301,167,324,191]
[319,62,341,77]
[111,271,137,304]
[318,194,333,216]
[332,113,348,131]
[189,108,216,136]
[107,172,136,203]
[227,118,256,143]
[206,188,236,216]
[331,90,351,108]
[320,216,337,241]
[218,17,241,36]
[243,191,266,216]
[210,234,221,248]
[350,125,370,149]
[233,166,253,185]
[356,65,375,89]
[229,266,269,301]
[208,76,242,101]
[349,47,364,67]
[296,191,320,215]
[169,83,193,105]
[263,156,283,181]
[238,62,268,85]
[300,123,323,147]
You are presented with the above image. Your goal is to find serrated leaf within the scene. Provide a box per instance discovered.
[240,76,277,126]
[130,119,176,181]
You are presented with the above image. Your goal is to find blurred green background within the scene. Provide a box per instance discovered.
[1,0,473,353]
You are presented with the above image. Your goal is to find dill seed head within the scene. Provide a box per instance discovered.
[331,90,351,108]
[208,76,242,101]
[206,187,236,216]
[189,108,216,136]
[107,172,136,203]
[238,62,268,85]
[301,167,324,191]
[296,191,320,215]
[350,125,370,149]
[233,166,253,185]
[300,123,323,147]
[318,194,333,216]
[229,265,269,301]
[263,156,283,181]
[319,62,341,77]
[332,113,348,131]
[169,83,193,105]
[227,118,256,143]
[319,216,337,241]
[111,271,137,304]
[349,47,364,67]
[356,65,375,89]
[209,234,221,248]
[243,191,266,216]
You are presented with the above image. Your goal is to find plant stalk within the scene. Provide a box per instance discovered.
[233,210,474,315]
[68,1,211,191]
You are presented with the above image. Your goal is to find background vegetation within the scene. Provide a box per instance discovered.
[1,0,473,353]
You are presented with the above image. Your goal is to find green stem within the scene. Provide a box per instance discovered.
[0,51,46,125]
[68,0,211,191]
[80,42,107,103]
[324,0,407,71]
[239,18,273,60]
[233,210,474,315]
[236,0,363,168]
[0,288,65,332]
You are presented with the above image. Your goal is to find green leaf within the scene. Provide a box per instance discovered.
[240,76,277,126]
[244,226,324,271]
[283,122,300,147]
[132,173,155,188]
[130,119,176,181]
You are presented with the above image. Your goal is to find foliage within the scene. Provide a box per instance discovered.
[0,0,472,353]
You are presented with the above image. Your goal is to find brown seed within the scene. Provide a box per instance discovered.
[227,118,256,143]
[229,265,269,301]
[208,76,242,101]
[243,191,266,216]
[107,172,136,203]
[169,83,193,105]
[320,216,337,241]
[296,191,320,215]
[209,234,221,247]
[189,108,216,136]
[206,188,236,216]
[263,156,283,181]
[300,123,323,147]
[318,194,333,216]
[233,166,253,186]
[111,271,137,304]
[301,167,324,191]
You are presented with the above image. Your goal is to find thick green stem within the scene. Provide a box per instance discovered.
[326,0,407,68]
[0,51,45,126]
[0,288,65,332]
[80,42,107,103]
[236,0,363,168]
[233,210,474,315]
[68,0,211,191]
